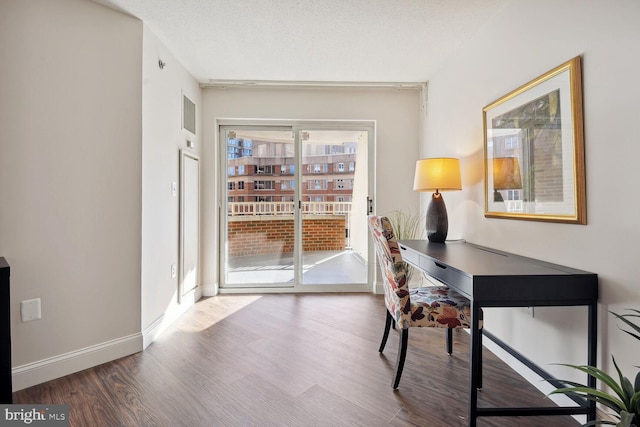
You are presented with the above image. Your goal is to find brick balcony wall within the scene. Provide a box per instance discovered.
[228,215,346,256]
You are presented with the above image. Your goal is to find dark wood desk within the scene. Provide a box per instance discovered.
[398,240,598,426]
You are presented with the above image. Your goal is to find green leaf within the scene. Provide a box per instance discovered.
[550,386,625,413]
[614,357,635,405]
[636,372,640,393]
[610,311,640,343]
[622,376,635,405]
[555,362,626,400]
[617,410,635,427]
[629,391,640,414]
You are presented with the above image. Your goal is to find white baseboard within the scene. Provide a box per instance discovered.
[12,333,143,392]
[13,286,208,391]
[201,282,218,297]
[142,286,203,349]
[142,315,165,350]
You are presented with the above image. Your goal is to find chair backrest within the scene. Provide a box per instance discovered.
[368,215,412,328]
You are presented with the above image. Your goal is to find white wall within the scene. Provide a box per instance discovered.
[141,27,202,345]
[201,86,422,290]
[0,0,143,388]
[424,0,640,381]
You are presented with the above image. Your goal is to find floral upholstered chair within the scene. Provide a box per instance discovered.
[368,215,482,389]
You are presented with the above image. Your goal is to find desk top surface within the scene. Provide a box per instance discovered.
[399,240,596,279]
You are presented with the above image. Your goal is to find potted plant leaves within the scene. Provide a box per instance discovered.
[550,309,640,427]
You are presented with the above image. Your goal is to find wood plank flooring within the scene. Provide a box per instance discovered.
[14,293,579,426]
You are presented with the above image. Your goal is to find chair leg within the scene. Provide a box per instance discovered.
[446,327,453,355]
[392,328,408,389]
[379,310,393,353]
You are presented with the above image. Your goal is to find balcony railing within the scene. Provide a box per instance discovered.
[228,201,351,217]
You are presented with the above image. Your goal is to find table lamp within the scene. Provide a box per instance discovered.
[413,158,462,243]
[492,157,522,202]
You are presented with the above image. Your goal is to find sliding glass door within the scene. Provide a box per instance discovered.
[223,128,296,286]
[219,122,374,291]
[299,129,369,286]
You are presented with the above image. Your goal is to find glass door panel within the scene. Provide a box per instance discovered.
[300,130,369,286]
[222,128,296,287]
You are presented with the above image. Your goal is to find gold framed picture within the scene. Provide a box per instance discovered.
[483,56,586,224]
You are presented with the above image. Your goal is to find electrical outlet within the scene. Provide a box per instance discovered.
[21,298,42,322]
[171,264,177,278]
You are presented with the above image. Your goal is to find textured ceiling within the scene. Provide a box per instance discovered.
[94,0,509,84]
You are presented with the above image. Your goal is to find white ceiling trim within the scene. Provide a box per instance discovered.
[201,79,426,90]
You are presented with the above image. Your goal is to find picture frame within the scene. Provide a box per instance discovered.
[483,56,586,224]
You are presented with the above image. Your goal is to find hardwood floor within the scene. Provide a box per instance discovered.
[14,293,579,426]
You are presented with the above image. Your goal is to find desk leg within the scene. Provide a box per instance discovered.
[468,302,481,427]
[587,302,597,423]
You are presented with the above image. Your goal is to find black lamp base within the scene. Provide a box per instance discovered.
[426,191,448,243]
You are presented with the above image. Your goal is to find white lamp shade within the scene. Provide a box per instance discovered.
[413,158,462,192]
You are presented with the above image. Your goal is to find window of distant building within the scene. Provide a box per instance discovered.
[238,181,245,190]
[279,165,295,175]
[337,162,345,172]
[227,166,235,176]
[281,180,295,190]
[238,165,245,175]
[255,180,275,190]
[228,182,235,190]
[256,165,274,174]
[349,162,355,172]
[310,180,327,190]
